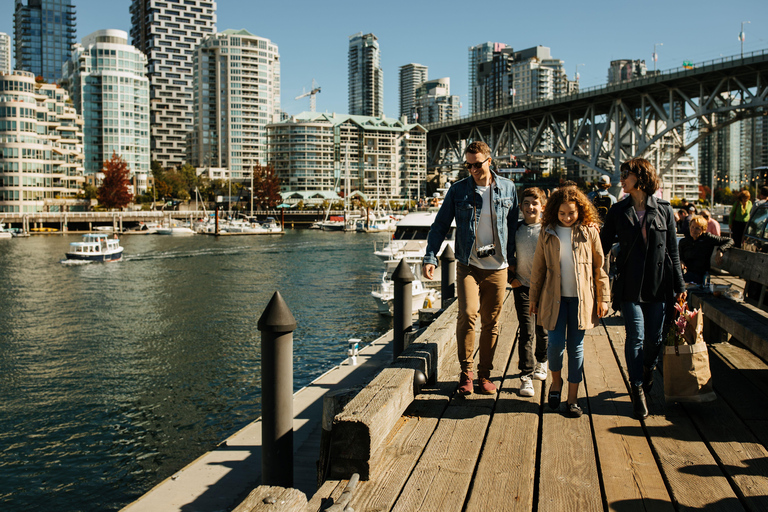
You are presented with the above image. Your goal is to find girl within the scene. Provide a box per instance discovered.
[529,187,610,418]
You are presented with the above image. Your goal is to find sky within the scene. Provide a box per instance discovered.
[2,0,767,120]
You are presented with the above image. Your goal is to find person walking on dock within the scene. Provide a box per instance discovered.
[600,158,686,420]
[509,187,549,397]
[423,141,518,395]
[529,187,610,418]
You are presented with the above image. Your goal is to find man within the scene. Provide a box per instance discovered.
[750,186,768,218]
[587,175,617,221]
[423,141,518,395]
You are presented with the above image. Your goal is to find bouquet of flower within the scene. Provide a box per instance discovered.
[665,300,702,346]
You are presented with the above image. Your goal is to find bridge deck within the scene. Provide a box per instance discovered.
[310,292,768,512]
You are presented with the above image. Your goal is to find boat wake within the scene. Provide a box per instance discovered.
[60,259,94,266]
[123,245,269,261]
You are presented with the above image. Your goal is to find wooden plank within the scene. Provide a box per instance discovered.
[231,485,307,512]
[465,314,541,512]
[582,327,674,511]
[718,248,768,287]
[538,344,603,512]
[710,343,768,399]
[307,480,346,512]
[390,404,493,512]
[602,316,745,511]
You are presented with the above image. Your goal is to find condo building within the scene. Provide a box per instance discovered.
[348,32,383,117]
[468,42,507,115]
[14,0,77,83]
[414,77,460,125]
[0,33,11,75]
[607,59,649,85]
[61,30,150,194]
[189,29,280,180]
[399,63,427,123]
[129,0,216,169]
[0,70,85,213]
[268,113,426,203]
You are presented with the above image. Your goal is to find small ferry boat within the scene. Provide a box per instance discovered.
[65,233,124,262]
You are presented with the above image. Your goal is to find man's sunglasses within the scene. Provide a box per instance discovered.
[463,157,490,170]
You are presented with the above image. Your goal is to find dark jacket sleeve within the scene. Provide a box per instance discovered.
[663,203,686,294]
[600,203,618,256]
[506,184,518,272]
[423,185,456,267]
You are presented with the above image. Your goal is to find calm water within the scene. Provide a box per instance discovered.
[0,230,392,511]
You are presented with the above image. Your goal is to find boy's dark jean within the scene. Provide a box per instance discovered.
[512,285,548,374]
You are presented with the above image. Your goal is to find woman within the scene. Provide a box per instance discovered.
[600,158,686,420]
[729,190,752,248]
[679,215,733,284]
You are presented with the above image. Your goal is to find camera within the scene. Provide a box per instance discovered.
[477,244,496,258]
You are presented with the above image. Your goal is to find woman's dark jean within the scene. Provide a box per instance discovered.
[621,301,666,387]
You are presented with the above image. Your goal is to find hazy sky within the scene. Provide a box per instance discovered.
[2,0,767,119]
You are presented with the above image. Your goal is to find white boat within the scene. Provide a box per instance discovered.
[0,222,12,239]
[157,222,196,235]
[65,233,124,262]
[128,221,163,234]
[371,272,439,316]
[356,211,398,232]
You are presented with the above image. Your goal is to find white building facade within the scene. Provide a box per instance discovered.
[0,33,11,75]
[189,29,280,181]
[268,113,426,203]
[129,0,216,169]
[62,29,150,194]
[0,70,85,213]
[399,63,427,123]
[414,77,460,124]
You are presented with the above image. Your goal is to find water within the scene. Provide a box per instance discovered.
[0,230,392,511]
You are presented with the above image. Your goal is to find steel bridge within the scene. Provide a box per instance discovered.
[425,49,768,182]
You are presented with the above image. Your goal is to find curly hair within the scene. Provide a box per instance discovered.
[541,186,599,228]
[620,158,660,195]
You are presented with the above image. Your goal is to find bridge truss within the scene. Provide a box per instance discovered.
[426,51,768,181]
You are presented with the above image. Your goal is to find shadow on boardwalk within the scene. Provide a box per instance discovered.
[312,291,768,512]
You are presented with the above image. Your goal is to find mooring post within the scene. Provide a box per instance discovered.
[392,259,414,360]
[440,245,456,307]
[257,291,297,487]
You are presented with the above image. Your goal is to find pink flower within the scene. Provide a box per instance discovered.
[674,302,685,314]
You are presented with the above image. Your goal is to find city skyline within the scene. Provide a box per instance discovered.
[2,0,766,121]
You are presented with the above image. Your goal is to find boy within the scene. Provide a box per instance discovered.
[509,187,549,397]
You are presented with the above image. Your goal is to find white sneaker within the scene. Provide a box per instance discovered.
[533,361,548,381]
[519,374,535,397]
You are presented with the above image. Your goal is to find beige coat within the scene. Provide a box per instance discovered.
[529,223,610,331]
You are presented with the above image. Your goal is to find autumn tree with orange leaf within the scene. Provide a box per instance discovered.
[97,152,133,209]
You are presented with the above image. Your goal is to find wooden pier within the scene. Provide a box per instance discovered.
[256,286,768,512]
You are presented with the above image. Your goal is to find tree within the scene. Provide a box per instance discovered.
[252,163,282,209]
[97,152,133,209]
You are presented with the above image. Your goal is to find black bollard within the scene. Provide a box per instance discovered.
[392,259,414,360]
[440,245,456,307]
[257,291,297,487]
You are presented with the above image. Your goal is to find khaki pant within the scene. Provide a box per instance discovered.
[456,262,507,378]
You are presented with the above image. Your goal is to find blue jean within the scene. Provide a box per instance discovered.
[621,301,666,386]
[547,297,584,384]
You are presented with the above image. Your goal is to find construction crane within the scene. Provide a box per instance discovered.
[294,79,321,112]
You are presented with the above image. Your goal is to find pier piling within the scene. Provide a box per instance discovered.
[440,245,456,307]
[257,291,298,487]
[392,259,414,359]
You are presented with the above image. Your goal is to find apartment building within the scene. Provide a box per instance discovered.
[0,70,85,213]
[268,112,426,203]
[0,33,11,75]
[14,0,77,83]
[61,29,150,194]
[189,29,280,181]
[129,0,216,168]
[468,42,507,115]
[399,63,427,123]
[607,59,649,85]
[414,77,460,124]
[348,32,383,117]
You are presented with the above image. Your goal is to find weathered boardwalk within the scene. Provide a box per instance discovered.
[307,289,768,512]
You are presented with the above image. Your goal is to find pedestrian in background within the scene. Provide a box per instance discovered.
[729,189,752,248]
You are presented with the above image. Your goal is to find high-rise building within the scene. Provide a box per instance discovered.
[414,78,460,124]
[13,0,77,83]
[268,113,426,202]
[468,42,506,115]
[0,70,85,213]
[607,59,648,85]
[0,33,11,75]
[348,32,383,117]
[189,29,280,179]
[129,0,216,169]
[61,29,150,194]
[399,63,427,122]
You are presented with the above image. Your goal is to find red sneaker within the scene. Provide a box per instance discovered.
[458,371,474,395]
[478,377,497,395]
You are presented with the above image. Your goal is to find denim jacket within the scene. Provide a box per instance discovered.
[424,171,518,269]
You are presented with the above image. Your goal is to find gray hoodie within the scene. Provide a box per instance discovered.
[514,221,542,287]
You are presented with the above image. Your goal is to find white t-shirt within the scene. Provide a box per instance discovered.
[555,225,577,297]
[469,184,507,270]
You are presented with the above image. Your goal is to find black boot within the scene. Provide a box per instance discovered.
[642,366,654,394]
[631,384,649,419]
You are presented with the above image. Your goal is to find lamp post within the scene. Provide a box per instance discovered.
[740,21,750,58]
[653,43,663,72]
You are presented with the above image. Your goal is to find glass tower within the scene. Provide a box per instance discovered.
[14,0,77,83]
[348,32,383,117]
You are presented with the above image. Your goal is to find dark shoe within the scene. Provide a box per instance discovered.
[477,377,497,395]
[548,383,562,410]
[458,371,474,395]
[631,384,649,419]
[567,402,583,418]
[642,366,654,394]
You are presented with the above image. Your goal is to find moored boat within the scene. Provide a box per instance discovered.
[65,233,124,262]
